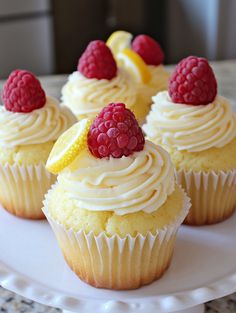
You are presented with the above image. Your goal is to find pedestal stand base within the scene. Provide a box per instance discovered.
[63,303,204,313]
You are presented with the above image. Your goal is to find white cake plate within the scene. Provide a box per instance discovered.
[0,206,236,313]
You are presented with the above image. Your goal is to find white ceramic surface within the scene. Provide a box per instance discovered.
[63,304,205,313]
[0,205,236,313]
[0,63,236,313]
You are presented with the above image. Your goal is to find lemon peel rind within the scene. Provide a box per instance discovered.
[106,30,133,55]
[117,48,151,84]
[46,119,92,175]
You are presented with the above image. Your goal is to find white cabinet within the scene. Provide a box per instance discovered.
[0,0,54,78]
[0,0,50,16]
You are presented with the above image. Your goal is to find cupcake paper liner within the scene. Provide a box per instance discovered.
[176,169,236,225]
[0,163,56,219]
[43,186,190,290]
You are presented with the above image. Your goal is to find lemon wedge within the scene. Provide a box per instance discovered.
[107,30,132,56]
[46,119,92,174]
[117,48,151,83]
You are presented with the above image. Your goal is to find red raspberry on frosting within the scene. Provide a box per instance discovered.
[1,69,46,113]
[87,103,145,158]
[131,34,164,66]
[169,56,217,105]
[78,40,117,80]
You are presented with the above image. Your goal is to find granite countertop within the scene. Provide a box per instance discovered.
[0,60,236,312]
[0,287,235,313]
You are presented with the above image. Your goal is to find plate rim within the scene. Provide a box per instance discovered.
[1,261,236,313]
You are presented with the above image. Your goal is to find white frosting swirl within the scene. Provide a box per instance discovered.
[58,141,175,215]
[143,91,236,152]
[61,69,137,119]
[0,97,76,147]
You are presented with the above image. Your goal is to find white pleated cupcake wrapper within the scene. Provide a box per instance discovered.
[0,163,56,219]
[42,186,190,289]
[176,169,236,225]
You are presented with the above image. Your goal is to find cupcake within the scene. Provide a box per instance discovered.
[107,31,170,121]
[131,34,170,104]
[61,40,138,120]
[0,69,76,219]
[43,102,190,290]
[143,56,236,225]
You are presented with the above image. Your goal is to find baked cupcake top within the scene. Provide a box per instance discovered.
[61,40,137,119]
[0,70,76,148]
[143,56,236,152]
[46,102,175,215]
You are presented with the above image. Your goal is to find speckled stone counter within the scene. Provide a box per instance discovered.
[0,60,236,313]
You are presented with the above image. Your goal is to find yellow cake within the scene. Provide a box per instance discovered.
[140,65,170,105]
[0,142,54,165]
[131,96,151,122]
[143,90,236,225]
[46,156,185,237]
[133,65,169,124]
[156,137,236,173]
[0,71,76,219]
[43,103,190,289]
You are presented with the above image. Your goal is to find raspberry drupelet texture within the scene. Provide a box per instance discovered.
[78,40,117,80]
[1,69,46,113]
[87,103,145,158]
[131,34,164,66]
[169,56,217,105]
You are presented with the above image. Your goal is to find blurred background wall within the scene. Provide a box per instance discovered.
[166,0,236,62]
[0,0,54,77]
[0,0,235,78]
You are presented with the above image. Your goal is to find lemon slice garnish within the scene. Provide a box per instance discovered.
[107,30,133,56]
[46,119,92,174]
[117,48,151,84]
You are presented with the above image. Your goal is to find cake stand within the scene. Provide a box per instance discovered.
[0,206,236,313]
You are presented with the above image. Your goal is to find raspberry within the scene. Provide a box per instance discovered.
[78,40,117,80]
[169,56,217,105]
[131,34,164,66]
[87,103,145,158]
[1,69,46,113]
